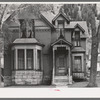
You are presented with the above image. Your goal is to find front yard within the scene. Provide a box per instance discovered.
[68,76,100,88]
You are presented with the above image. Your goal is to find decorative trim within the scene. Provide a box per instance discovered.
[51,38,72,47]
[52,12,70,23]
[35,29,51,32]
[74,24,85,33]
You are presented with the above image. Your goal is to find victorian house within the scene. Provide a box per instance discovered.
[3,9,88,86]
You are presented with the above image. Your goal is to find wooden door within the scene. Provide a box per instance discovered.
[55,51,67,76]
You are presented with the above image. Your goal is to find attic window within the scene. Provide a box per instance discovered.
[58,20,64,28]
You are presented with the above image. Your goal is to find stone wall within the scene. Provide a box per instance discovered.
[12,70,43,85]
[4,76,12,86]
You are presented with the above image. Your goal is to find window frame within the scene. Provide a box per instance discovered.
[74,56,82,72]
[73,30,81,47]
[18,49,25,70]
[72,54,84,73]
[26,49,34,70]
[57,20,64,29]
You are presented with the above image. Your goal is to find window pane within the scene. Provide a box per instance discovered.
[18,49,24,70]
[74,56,82,72]
[27,49,33,70]
[36,50,41,70]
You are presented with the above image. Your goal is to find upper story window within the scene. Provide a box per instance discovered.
[73,31,80,46]
[58,20,64,29]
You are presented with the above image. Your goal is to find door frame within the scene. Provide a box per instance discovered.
[52,45,71,84]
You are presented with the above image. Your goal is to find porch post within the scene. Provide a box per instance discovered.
[24,49,27,70]
[68,48,71,84]
[15,49,18,70]
[52,46,56,85]
[33,49,35,70]
[34,48,37,70]
[52,47,55,84]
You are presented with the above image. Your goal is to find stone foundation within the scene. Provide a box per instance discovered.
[4,76,12,86]
[73,73,85,79]
[12,70,43,85]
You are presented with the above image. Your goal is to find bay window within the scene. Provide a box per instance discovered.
[12,47,42,71]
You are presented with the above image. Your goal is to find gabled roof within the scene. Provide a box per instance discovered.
[51,34,72,47]
[52,12,70,23]
[41,12,89,38]
[41,11,55,25]
[40,13,55,28]
[74,23,85,33]
[66,21,89,38]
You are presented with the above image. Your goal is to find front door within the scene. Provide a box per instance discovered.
[55,48,68,76]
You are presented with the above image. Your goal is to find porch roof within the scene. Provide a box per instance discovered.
[71,47,85,52]
[12,38,44,46]
[51,34,72,47]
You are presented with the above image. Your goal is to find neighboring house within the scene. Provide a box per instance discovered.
[3,9,88,86]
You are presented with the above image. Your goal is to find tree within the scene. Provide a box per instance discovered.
[81,4,100,87]
[61,4,82,21]
[0,4,35,86]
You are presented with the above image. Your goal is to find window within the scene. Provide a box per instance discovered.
[18,49,24,70]
[27,49,33,70]
[36,50,41,70]
[13,48,42,70]
[58,20,64,28]
[12,50,14,70]
[74,31,80,46]
[73,56,82,72]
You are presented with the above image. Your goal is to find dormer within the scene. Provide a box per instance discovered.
[52,11,70,29]
[72,24,85,47]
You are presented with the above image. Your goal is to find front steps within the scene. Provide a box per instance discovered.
[53,76,72,86]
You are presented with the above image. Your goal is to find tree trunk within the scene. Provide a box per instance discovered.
[87,35,98,87]
[87,19,100,87]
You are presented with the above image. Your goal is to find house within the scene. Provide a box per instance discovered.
[3,8,89,86]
